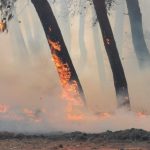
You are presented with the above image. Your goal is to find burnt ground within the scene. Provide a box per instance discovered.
[0,128,150,150]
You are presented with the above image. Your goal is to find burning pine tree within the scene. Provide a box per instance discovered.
[0,0,86,119]
[31,0,86,119]
[0,0,134,111]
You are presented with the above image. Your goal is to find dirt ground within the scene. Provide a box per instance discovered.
[0,139,150,150]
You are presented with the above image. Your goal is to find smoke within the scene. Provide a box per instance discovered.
[0,0,150,133]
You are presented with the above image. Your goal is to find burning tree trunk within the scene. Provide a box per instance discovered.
[31,0,86,104]
[92,0,130,108]
[126,0,150,67]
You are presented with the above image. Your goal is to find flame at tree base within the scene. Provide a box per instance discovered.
[52,53,85,121]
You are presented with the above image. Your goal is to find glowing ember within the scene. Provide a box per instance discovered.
[48,39,61,51]
[0,104,9,113]
[137,112,147,118]
[67,114,85,121]
[95,112,112,120]
[23,108,35,118]
[23,108,41,122]
[99,112,111,119]
[0,21,6,32]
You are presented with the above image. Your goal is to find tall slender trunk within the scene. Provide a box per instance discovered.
[92,0,130,108]
[31,0,86,104]
[126,0,150,68]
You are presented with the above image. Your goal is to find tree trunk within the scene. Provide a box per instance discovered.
[31,0,86,104]
[92,0,130,108]
[126,0,150,68]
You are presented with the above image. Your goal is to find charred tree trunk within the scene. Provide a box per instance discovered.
[31,0,86,104]
[92,0,130,108]
[126,0,150,67]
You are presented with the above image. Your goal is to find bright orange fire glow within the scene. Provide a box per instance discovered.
[52,53,84,121]
[52,54,82,102]
[0,104,9,113]
[48,36,84,121]
[137,112,147,118]
[48,39,61,51]
[0,21,6,32]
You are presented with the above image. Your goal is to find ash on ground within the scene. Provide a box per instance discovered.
[0,128,150,149]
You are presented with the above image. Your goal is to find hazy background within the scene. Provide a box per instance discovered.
[0,0,150,133]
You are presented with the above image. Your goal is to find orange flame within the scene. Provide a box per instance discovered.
[52,54,82,100]
[48,39,61,51]
[48,36,84,121]
[0,21,6,32]
[52,53,84,120]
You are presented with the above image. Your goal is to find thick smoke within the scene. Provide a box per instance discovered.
[0,0,150,133]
